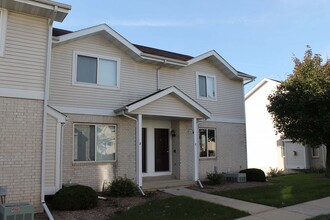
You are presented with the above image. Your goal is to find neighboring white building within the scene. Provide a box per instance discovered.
[245,78,326,173]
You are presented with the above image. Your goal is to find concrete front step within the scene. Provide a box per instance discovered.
[142,179,195,191]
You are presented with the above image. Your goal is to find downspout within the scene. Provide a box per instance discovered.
[59,122,66,190]
[121,111,145,196]
[41,6,58,220]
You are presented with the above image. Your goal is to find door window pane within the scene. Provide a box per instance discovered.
[77,55,97,84]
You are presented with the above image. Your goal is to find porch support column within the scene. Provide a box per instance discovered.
[193,118,199,181]
[137,114,143,187]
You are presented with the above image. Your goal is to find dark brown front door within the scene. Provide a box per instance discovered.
[154,128,169,172]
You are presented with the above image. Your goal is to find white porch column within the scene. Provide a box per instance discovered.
[137,114,143,186]
[193,118,199,181]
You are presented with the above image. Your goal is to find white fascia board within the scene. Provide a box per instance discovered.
[245,78,279,100]
[127,87,211,118]
[0,88,44,100]
[56,24,142,55]
[52,105,116,116]
[47,106,66,123]
[187,50,239,78]
[140,53,188,67]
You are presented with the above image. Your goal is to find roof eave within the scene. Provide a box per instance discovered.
[0,0,71,22]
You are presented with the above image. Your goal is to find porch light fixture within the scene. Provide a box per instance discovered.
[171,129,176,137]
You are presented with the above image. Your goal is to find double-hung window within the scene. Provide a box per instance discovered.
[74,52,120,88]
[199,128,216,158]
[0,8,8,57]
[74,124,116,162]
[311,147,320,158]
[197,73,216,100]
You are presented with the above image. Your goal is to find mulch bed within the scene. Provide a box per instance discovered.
[35,181,274,220]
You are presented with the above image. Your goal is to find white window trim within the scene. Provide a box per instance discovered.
[311,147,320,158]
[72,123,117,163]
[72,51,120,90]
[0,8,8,57]
[199,127,217,159]
[196,72,217,101]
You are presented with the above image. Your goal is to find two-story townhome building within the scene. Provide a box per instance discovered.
[46,24,255,193]
[0,0,70,213]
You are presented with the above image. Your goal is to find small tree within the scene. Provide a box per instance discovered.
[267,47,330,177]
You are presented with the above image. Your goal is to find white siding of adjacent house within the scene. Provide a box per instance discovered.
[45,115,57,192]
[131,94,203,118]
[0,11,47,94]
[245,79,284,172]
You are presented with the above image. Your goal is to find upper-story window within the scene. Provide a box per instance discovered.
[73,52,120,89]
[196,72,216,100]
[0,8,8,57]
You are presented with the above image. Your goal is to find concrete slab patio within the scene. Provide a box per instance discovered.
[162,187,330,220]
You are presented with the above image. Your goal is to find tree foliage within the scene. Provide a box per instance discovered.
[267,47,330,176]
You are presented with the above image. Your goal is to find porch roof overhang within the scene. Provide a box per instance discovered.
[114,86,211,119]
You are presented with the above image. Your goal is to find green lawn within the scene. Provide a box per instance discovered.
[307,214,330,220]
[214,173,330,207]
[112,196,249,220]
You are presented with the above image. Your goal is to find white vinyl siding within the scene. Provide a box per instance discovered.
[73,51,120,89]
[50,34,157,110]
[0,8,8,56]
[50,34,245,121]
[0,12,48,92]
[45,115,57,188]
[131,93,203,118]
[159,61,245,120]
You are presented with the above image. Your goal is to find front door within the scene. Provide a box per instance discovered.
[154,128,169,172]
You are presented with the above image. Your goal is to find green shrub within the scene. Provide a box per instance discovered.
[107,177,137,197]
[267,167,284,177]
[206,171,225,185]
[239,168,266,182]
[52,185,98,210]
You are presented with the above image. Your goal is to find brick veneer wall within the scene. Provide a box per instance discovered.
[0,97,43,212]
[62,114,136,192]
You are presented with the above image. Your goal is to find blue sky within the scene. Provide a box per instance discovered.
[55,0,330,92]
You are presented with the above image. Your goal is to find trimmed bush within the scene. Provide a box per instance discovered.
[239,168,266,182]
[52,185,98,210]
[206,171,225,185]
[107,177,137,197]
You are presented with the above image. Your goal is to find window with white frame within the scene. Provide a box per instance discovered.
[74,52,119,88]
[197,73,216,100]
[311,147,320,158]
[199,128,216,158]
[74,124,116,162]
[0,8,8,57]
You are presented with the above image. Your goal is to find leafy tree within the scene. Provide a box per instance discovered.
[267,47,330,177]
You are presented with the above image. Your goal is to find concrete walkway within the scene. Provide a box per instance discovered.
[162,187,330,220]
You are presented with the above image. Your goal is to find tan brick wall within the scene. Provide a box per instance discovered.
[171,120,247,181]
[198,121,247,180]
[62,114,136,192]
[0,97,43,212]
